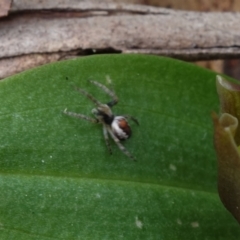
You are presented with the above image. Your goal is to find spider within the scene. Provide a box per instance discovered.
[63,78,139,161]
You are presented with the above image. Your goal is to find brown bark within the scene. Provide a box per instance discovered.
[0,0,12,17]
[1,1,240,79]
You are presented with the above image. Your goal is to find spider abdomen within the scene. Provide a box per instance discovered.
[111,116,131,140]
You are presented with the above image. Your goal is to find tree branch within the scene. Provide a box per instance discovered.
[1,1,240,78]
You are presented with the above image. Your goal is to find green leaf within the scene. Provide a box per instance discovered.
[213,76,240,224]
[0,55,239,239]
[212,112,240,224]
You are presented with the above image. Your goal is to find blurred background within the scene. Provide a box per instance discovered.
[1,0,240,80]
[116,0,240,79]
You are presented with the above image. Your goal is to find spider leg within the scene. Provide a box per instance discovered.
[123,115,139,125]
[106,125,136,161]
[89,80,118,107]
[63,109,98,123]
[74,86,102,106]
[103,125,112,154]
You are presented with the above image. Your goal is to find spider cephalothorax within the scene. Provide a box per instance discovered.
[63,79,139,161]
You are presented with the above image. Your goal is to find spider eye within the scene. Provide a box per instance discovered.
[111,117,131,140]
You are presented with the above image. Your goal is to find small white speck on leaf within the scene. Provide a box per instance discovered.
[169,164,177,171]
[96,193,101,198]
[202,132,207,140]
[190,191,196,197]
[106,75,112,84]
[135,216,143,229]
[176,218,182,225]
[42,160,44,163]
[191,221,199,228]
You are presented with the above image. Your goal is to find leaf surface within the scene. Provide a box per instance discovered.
[0,55,239,239]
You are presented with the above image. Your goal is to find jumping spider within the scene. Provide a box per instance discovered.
[63,79,139,161]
